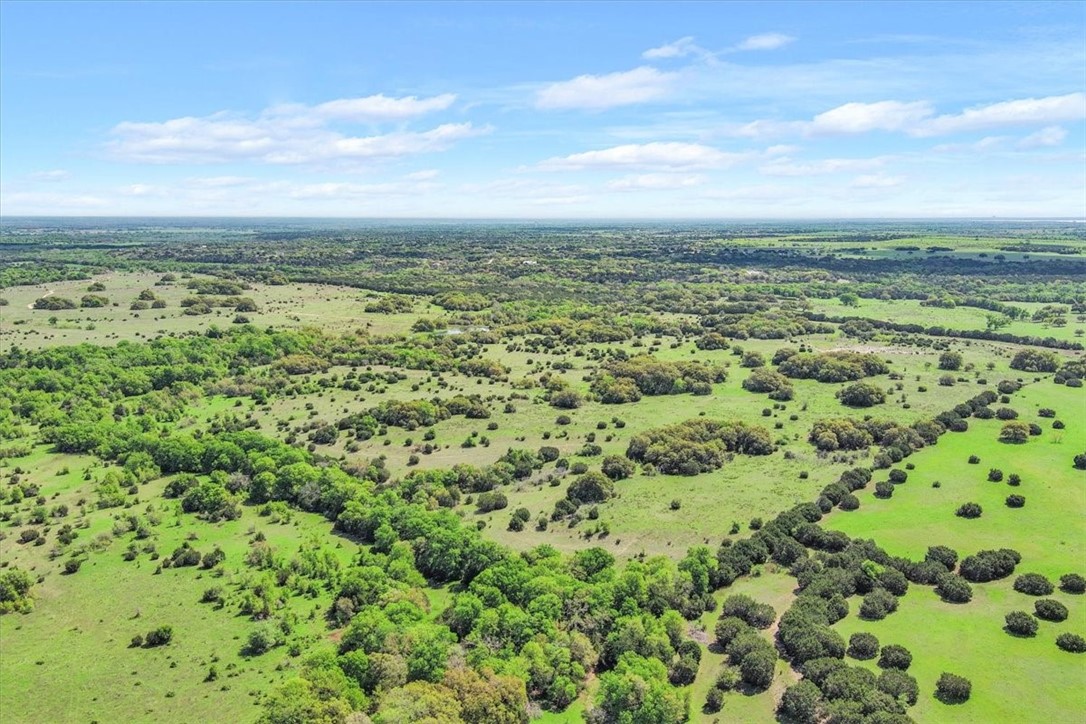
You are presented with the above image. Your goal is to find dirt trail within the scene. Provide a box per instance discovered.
[27,289,54,309]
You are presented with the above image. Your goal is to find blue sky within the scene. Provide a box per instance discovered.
[1,1,1083,218]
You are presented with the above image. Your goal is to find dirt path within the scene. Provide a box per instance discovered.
[27,289,54,309]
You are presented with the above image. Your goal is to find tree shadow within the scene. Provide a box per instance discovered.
[1002,626,1037,639]
[933,691,970,706]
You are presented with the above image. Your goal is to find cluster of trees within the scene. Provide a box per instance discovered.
[1009,349,1060,373]
[778,351,889,383]
[590,355,726,403]
[835,382,887,408]
[741,368,794,401]
[0,567,34,613]
[626,419,775,475]
[699,309,834,340]
[1054,359,1086,385]
[32,296,77,310]
[333,394,492,440]
[432,291,491,311]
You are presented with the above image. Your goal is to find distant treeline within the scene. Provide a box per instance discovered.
[805,312,1084,350]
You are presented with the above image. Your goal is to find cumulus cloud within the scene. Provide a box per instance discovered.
[811,101,933,134]
[109,111,488,165]
[537,142,746,170]
[535,67,676,110]
[105,92,481,165]
[736,93,1086,139]
[735,33,795,51]
[916,93,1085,136]
[305,93,456,122]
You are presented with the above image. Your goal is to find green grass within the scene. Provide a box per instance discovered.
[0,272,424,351]
[824,379,1086,721]
[806,297,1085,343]
[0,449,360,724]
[4,268,1084,722]
[833,580,1085,723]
[827,381,1085,576]
[187,332,1008,559]
[688,570,798,722]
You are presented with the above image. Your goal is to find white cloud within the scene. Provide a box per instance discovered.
[607,173,708,191]
[810,101,933,134]
[535,67,676,110]
[643,37,701,59]
[537,142,746,171]
[735,93,1086,140]
[307,93,456,122]
[121,183,165,196]
[108,107,489,165]
[28,169,70,182]
[404,169,440,180]
[916,93,1085,136]
[931,136,1009,153]
[1018,125,1068,148]
[765,144,799,156]
[735,33,795,51]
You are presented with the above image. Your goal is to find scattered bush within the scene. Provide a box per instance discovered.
[935,574,973,604]
[938,351,963,371]
[1056,633,1086,653]
[600,455,635,481]
[567,472,615,505]
[836,382,887,408]
[960,549,1020,583]
[859,589,899,621]
[1004,611,1038,637]
[1013,573,1054,596]
[878,644,912,670]
[955,502,982,519]
[936,672,972,703]
[143,625,174,647]
[999,421,1031,444]
[1059,573,1086,594]
[1035,599,1069,622]
[847,632,880,660]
